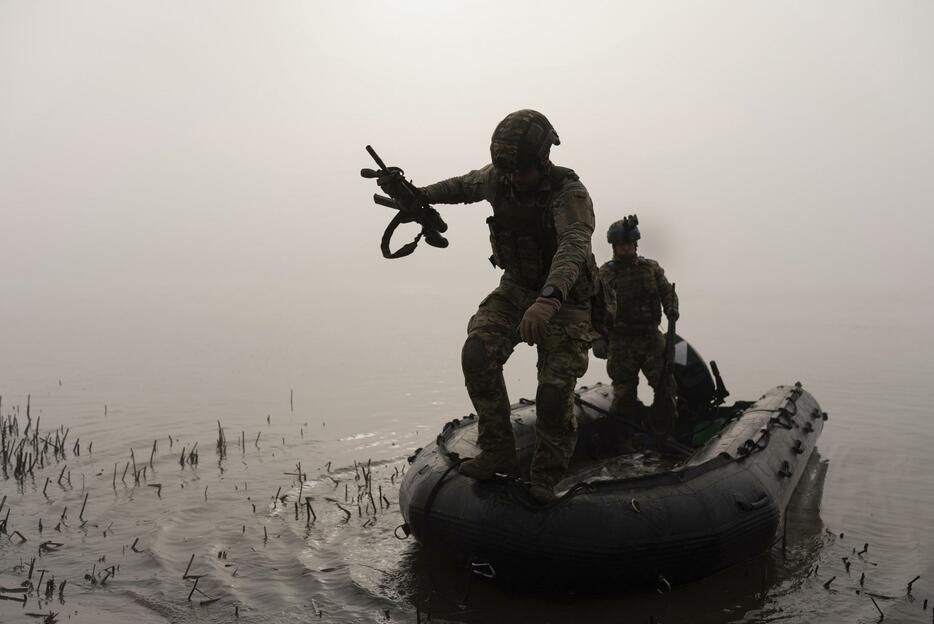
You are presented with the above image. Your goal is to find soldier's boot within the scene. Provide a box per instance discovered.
[528,383,577,505]
[459,447,519,481]
[528,483,558,505]
[605,413,638,454]
[459,401,518,480]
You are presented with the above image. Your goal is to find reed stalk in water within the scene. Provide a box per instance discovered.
[216,421,227,459]
[78,492,88,523]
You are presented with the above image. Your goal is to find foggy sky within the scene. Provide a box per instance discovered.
[1,1,932,393]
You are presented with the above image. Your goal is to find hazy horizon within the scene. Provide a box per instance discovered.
[2,1,932,397]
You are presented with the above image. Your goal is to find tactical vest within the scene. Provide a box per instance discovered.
[486,167,594,302]
[608,258,662,327]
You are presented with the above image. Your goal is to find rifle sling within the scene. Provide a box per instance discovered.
[381,211,422,259]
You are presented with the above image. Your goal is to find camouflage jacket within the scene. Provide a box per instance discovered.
[598,256,678,334]
[421,164,596,306]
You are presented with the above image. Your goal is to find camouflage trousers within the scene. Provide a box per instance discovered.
[607,329,677,425]
[461,275,591,489]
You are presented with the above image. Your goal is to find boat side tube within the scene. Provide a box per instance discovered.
[399,384,825,588]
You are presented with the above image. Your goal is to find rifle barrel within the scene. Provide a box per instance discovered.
[365,145,389,172]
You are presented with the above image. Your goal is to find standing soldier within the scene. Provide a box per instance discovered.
[402,110,598,504]
[594,215,679,441]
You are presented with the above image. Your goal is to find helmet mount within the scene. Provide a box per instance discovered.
[607,215,641,244]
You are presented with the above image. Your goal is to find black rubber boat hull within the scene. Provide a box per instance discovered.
[399,383,825,590]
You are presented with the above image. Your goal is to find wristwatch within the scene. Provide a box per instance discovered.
[541,285,563,302]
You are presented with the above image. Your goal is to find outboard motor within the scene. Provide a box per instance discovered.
[672,335,727,419]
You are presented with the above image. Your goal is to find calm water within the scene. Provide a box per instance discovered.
[1,289,933,624]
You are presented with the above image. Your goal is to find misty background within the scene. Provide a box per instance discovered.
[2,1,932,416]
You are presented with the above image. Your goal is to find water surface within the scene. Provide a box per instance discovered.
[2,291,932,623]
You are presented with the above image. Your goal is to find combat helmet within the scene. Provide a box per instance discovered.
[607,215,641,244]
[490,109,560,172]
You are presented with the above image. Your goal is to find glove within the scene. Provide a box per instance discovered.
[592,337,608,360]
[376,170,421,207]
[518,297,561,345]
[376,169,402,193]
[665,308,679,322]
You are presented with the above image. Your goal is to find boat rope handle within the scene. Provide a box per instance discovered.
[735,493,770,511]
[656,574,672,594]
[471,562,496,579]
[738,429,772,457]
[394,523,411,540]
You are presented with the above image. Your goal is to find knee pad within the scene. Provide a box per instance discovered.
[535,384,564,421]
[462,335,489,375]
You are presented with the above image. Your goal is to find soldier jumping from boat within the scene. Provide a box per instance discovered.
[365,110,598,504]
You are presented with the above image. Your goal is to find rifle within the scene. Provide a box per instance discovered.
[649,283,678,434]
[360,145,449,259]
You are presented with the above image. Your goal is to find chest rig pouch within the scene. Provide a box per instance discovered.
[486,167,575,290]
[614,259,661,326]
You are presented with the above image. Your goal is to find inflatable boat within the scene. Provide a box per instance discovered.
[398,338,827,590]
